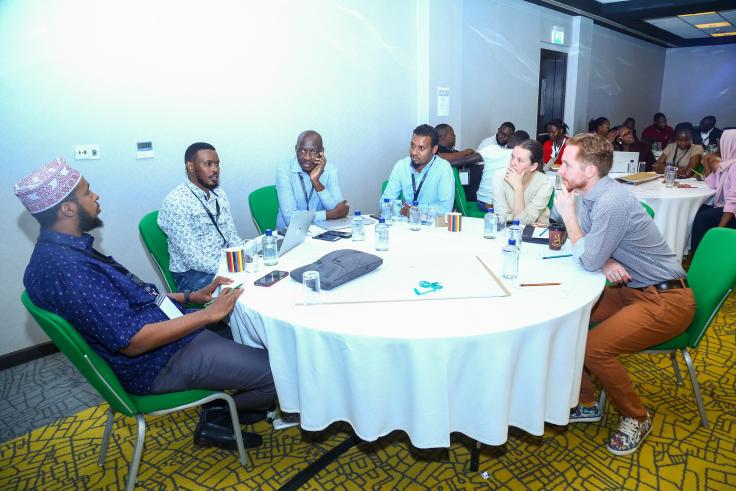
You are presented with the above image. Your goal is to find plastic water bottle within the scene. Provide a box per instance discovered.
[352,210,365,241]
[375,218,389,251]
[381,198,393,225]
[508,218,523,249]
[483,206,498,239]
[409,201,421,231]
[262,229,279,266]
[502,238,519,279]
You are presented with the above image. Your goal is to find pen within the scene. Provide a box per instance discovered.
[542,254,572,259]
[539,228,549,237]
[520,282,561,287]
[204,283,243,306]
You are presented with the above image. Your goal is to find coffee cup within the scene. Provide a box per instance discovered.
[548,223,567,250]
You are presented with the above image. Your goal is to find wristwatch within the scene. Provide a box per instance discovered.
[183,291,191,304]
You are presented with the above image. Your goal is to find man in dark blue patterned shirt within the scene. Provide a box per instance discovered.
[16,158,275,451]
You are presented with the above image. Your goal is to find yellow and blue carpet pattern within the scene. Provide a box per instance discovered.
[1,294,735,490]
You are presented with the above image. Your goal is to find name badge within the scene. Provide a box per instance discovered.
[459,170,469,185]
[156,294,183,320]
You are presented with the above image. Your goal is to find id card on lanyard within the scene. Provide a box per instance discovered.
[156,294,183,320]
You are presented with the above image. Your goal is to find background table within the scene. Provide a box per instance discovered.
[624,177,715,261]
[220,219,604,448]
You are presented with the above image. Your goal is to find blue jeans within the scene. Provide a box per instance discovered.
[172,270,215,292]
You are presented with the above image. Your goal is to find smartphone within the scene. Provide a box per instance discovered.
[313,231,341,242]
[254,271,289,287]
[329,230,352,238]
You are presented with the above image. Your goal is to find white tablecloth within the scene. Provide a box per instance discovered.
[624,177,715,261]
[220,219,604,448]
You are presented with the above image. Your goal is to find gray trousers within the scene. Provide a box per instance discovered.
[151,330,276,411]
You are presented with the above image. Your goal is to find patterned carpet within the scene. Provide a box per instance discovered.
[1,294,734,490]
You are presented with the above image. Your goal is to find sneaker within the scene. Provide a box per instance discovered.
[272,412,300,430]
[606,413,653,456]
[569,403,602,423]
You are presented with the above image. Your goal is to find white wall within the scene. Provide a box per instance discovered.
[587,25,666,132]
[660,44,736,128]
[1,0,421,356]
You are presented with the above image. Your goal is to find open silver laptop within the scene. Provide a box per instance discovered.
[314,215,377,230]
[611,151,640,174]
[258,210,314,256]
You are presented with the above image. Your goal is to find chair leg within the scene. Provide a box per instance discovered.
[223,395,248,467]
[681,348,709,428]
[597,389,607,411]
[125,414,146,491]
[670,352,684,386]
[469,439,481,472]
[98,408,116,466]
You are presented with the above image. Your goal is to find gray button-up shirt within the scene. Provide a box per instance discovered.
[569,176,686,288]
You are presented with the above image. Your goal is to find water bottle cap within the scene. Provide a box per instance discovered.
[379,218,385,223]
[508,239,516,245]
[512,219,520,225]
[487,207,494,212]
[412,201,418,206]
[383,198,390,203]
[265,229,273,236]
[355,210,361,216]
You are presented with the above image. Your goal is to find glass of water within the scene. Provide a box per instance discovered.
[302,270,321,305]
[664,165,677,188]
[392,199,404,222]
[243,240,260,273]
[427,206,438,227]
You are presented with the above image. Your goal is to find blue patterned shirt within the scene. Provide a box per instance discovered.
[23,229,199,394]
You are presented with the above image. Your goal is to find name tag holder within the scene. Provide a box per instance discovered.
[156,293,183,320]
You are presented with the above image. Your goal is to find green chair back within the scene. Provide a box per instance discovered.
[139,211,177,293]
[21,291,139,416]
[381,180,388,195]
[640,201,655,218]
[547,189,555,210]
[249,185,278,234]
[681,228,736,348]
[452,167,469,216]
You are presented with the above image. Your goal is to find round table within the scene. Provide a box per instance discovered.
[622,176,715,261]
[219,219,604,448]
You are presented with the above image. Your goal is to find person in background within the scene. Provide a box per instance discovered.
[159,142,244,291]
[435,123,483,201]
[476,130,530,212]
[641,112,674,150]
[588,117,611,140]
[693,115,722,150]
[610,126,655,171]
[623,117,638,140]
[555,133,694,456]
[17,158,275,451]
[653,127,703,177]
[543,119,569,169]
[276,130,349,228]
[690,129,736,253]
[477,122,516,151]
[381,124,454,215]
[492,139,553,225]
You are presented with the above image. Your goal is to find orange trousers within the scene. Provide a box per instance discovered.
[579,285,696,419]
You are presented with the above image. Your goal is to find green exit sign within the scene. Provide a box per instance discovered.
[551,28,565,45]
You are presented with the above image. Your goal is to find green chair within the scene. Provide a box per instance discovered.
[21,291,247,491]
[597,228,736,427]
[249,185,279,234]
[452,167,485,218]
[640,201,655,218]
[547,189,555,210]
[139,211,177,293]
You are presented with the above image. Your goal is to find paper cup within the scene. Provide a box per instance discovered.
[548,223,567,250]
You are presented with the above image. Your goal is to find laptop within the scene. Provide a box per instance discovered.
[258,210,314,256]
[611,151,640,174]
[314,215,377,231]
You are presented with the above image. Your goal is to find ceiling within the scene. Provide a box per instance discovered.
[524,0,736,47]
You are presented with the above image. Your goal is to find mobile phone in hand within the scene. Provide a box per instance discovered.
[254,271,289,287]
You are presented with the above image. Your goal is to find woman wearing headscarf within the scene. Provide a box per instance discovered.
[690,129,736,253]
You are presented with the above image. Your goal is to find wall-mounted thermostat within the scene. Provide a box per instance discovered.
[136,141,154,159]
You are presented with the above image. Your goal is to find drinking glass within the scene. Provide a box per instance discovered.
[664,165,677,188]
[302,271,321,305]
[244,240,259,273]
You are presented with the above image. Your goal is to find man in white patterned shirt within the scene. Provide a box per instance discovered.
[159,142,244,291]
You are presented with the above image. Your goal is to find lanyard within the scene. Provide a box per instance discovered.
[188,186,228,246]
[411,157,435,202]
[671,147,688,168]
[298,174,315,210]
[552,138,565,159]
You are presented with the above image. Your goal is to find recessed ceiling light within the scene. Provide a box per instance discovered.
[679,11,717,18]
[695,21,731,28]
[711,31,736,37]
